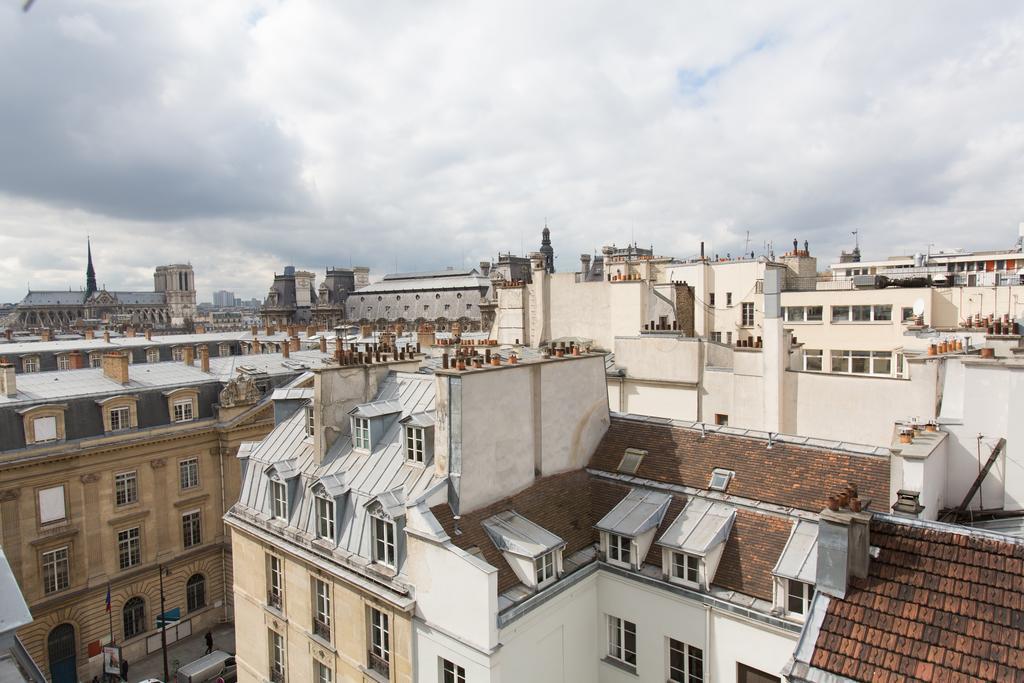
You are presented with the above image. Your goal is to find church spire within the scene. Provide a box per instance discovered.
[85,237,97,298]
[539,222,555,274]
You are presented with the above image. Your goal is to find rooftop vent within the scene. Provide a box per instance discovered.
[618,448,647,474]
[709,468,734,492]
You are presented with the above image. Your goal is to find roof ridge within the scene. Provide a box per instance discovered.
[874,512,1024,547]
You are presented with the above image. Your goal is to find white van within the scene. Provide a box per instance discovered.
[175,651,236,683]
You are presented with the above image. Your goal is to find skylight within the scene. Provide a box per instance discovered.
[709,468,734,491]
[618,448,647,474]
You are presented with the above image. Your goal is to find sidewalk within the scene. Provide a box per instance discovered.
[127,622,235,683]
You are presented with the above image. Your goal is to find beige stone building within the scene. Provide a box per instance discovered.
[0,348,332,682]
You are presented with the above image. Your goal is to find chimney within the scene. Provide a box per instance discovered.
[101,352,131,385]
[84,328,94,341]
[69,350,84,370]
[3,329,11,341]
[251,324,259,337]
[251,338,260,355]
[145,329,152,341]
[200,345,210,373]
[183,346,195,366]
[126,327,136,338]
[580,253,591,276]
[290,335,300,352]
[0,362,16,397]
[103,331,110,344]
[674,282,696,336]
[479,261,491,277]
[306,325,316,338]
[319,336,327,354]
[195,323,205,334]
[40,328,52,342]
[816,490,871,600]
[282,342,290,359]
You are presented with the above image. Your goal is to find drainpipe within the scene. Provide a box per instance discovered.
[704,603,712,683]
[218,444,230,622]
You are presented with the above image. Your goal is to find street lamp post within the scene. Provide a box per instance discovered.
[159,565,170,683]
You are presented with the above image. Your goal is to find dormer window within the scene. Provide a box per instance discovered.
[535,551,556,585]
[352,417,370,450]
[172,346,184,361]
[607,533,632,567]
[372,517,396,568]
[146,348,160,363]
[22,356,40,373]
[315,494,335,540]
[617,448,646,474]
[787,579,814,616]
[773,519,818,621]
[709,468,734,491]
[56,354,71,371]
[271,481,288,520]
[405,426,424,463]
[110,407,131,432]
[671,552,700,586]
[173,399,194,422]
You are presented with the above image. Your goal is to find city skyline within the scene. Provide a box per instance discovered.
[2,2,1023,302]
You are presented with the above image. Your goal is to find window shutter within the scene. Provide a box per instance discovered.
[38,485,66,524]
[34,416,57,442]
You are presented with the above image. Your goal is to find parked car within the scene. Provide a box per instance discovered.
[175,650,236,683]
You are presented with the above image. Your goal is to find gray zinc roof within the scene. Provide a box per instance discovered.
[773,519,818,583]
[595,488,672,536]
[382,268,479,281]
[483,510,565,558]
[657,497,736,555]
[18,291,86,306]
[349,399,403,419]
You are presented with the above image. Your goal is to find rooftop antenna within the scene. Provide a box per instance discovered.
[851,230,859,249]
[744,230,751,255]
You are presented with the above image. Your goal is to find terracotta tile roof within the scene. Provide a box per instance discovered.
[434,470,799,604]
[589,416,889,512]
[807,518,1024,682]
[431,469,594,595]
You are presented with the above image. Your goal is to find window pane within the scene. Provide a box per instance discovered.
[806,306,823,321]
[830,351,849,373]
[851,305,872,321]
[873,305,892,321]
[831,306,849,322]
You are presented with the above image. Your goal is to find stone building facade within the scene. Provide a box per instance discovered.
[0,348,329,682]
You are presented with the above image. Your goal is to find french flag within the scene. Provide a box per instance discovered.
[105,583,111,612]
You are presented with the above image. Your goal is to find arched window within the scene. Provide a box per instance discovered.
[123,597,146,639]
[186,574,206,612]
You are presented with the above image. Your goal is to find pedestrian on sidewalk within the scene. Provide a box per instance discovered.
[120,657,129,682]
[205,629,214,655]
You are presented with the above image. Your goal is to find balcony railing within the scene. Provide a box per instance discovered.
[270,666,285,683]
[368,651,390,678]
[267,590,282,610]
[313,618,331,641]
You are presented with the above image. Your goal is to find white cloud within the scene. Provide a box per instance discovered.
[1,1,1023,303]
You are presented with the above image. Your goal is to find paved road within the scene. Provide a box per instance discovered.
[124,622,235,683]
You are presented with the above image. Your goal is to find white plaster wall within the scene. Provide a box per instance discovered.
[538,356,611,475]
[496,572,600,683]
[406,534,498,652]
[788,362,938,447]
[613,336,701,383]
[414,620,495,683]
[618,381,698,421]
[710,611,798,683]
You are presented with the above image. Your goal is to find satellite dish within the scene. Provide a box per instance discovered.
[912,299,925,316]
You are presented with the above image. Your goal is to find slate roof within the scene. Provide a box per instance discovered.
[19,291,87,306]
[589,415,890,513]
[797,517,1024,682]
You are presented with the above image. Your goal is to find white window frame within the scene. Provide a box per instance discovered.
[179,457,200,490]
[352,417,370,450]
[182,510,202,548]
[372,516,396,568]
[312,577,331,641]
[42,546,70,594]
[271,480,288,520]
[56,354,71,371]
[741,302,754,327]
[607,615,637,668]
[89,353,103,368]
[118,526,141,569]
[441,658,467,683]
[172,346,184,361]
[38,485,66,525]
[405,425,424,463]
[830,350,894,376]
[267,554,284,608]
[109,406,131,432]
[535,550,556,586]
[606,533,631,568]
[369,608,390,674]
[803,349,823,372]
[33,415,58,443]
[709,468,734,491]
[269,629,285,681]
[671,551,701,588]
[786,579,814,617]
[115,471,138,506]
[22,356,39,373]
[173,399,194,423]
[668,638,704,683]
[146,348,160,364]
[315,495,335,541]
[831,304,892,323]
[305,405,315,438]
[315,660,333,683]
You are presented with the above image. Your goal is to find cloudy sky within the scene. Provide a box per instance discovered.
[1,1,1023,303]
